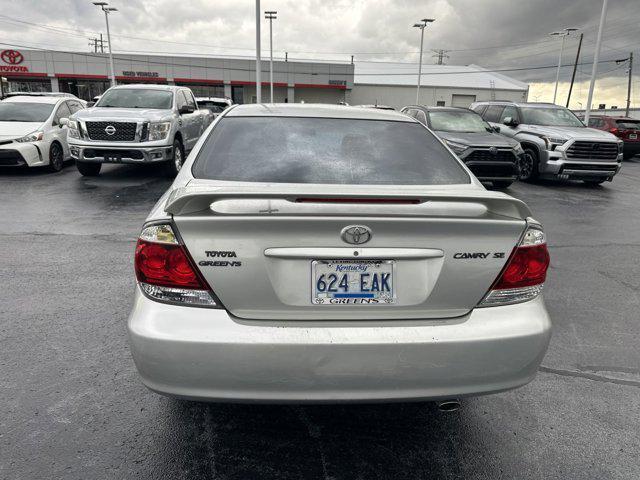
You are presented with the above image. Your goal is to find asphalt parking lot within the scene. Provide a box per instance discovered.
[1,161,639,480]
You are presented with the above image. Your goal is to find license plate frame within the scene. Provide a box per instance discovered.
[311,259,396,305]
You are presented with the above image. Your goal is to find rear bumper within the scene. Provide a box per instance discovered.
[69,144,172,164]
[128,288,552,403]
[622,142,640,158]
[0,142,45,167]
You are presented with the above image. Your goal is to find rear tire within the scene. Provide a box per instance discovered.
[162,138,184,178]
[47,142,64,172]
[492,180,513,189]
[76,161,102,176]
[518,147,539,182]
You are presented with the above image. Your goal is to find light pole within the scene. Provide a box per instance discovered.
[93,2,117,87]
[549,28,577,104]
[585,0,608,124]
[265,10,277,103]
[255,0,261,103]
[413,18,435,104]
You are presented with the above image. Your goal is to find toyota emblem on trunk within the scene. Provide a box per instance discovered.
[105,125,116,135]
[341,225,372,245]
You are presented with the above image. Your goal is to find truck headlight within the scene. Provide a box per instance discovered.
[444,139,469,155]
[542,136,567,150]
[148,122,171,141]
[15,131,44,143]
[67,120,80,139]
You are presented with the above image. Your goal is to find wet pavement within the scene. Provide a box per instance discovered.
[1,161,639,479]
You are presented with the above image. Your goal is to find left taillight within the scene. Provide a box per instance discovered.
[134,223,219,307]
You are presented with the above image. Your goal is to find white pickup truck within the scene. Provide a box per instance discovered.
[66,84,211,176]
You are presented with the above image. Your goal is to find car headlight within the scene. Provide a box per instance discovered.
[444,139,469,155]
[148,122,172,141]
[15,131,44,143]
[513,143,524,155]
[542,136,567,150]
[67,120,80,139]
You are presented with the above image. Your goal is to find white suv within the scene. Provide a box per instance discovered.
[0,95,84,172]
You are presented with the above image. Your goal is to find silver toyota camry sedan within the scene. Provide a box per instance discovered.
[128,104,551,403]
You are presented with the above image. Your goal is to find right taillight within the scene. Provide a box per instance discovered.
[479,220,550,307]
[134,223,219,307]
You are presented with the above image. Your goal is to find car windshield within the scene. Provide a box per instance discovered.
[520,107,584,127]
[192,117,470,185]
[616,119,640,129]
[96,89,173,109]
[428,110,491,133]
[0,102,55,122]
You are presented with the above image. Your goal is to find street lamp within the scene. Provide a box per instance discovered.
[265,10,277,103]
[585,0,608,123]
[549,27,578,104]
[93,2,117,87]
[413,18,435,104]
[255,0,261,103]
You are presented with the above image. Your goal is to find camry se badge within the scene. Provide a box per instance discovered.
[341,225,372,245]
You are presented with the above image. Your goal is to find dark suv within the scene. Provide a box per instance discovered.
[401,105,522,188]
[580,115,640,160]
[470,101,622,185]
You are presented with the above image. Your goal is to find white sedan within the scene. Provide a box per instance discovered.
[0,95,84,172]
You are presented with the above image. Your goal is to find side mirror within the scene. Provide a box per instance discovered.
[503,117,518,127]
[179,105,195,115]
[59,117,69,127]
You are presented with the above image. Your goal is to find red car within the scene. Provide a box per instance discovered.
[583,115,640,160]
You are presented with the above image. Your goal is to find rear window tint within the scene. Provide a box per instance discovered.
[616,119,640,129]
[192,117,470,185]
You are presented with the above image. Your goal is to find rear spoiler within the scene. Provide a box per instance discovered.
[164,184,532,220]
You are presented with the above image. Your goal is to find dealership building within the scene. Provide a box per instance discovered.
[1,48,528,108]
[0,48,354,104]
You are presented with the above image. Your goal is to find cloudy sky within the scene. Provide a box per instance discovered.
[1,0,638,109]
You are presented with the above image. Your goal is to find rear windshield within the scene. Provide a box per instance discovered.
[192,117,469,185]
[616,119,640,129]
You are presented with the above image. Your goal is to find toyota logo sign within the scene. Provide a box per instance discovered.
[1,50,24,65]
[341,225,372,245]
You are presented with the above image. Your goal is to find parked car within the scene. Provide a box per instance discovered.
[0,95,84,171]
[66,85,212,177]
[128,103,551,403]
[195,97,232,116]
[356,104,396,111]
[401,105,522,188]
[580,114,640,160]
[470,101,623,185]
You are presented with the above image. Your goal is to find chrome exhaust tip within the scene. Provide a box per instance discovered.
[437,399,461,412]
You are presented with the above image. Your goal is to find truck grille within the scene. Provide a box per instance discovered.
[465,149,517,163]
[566,141,618,161]
[85,121,137,142]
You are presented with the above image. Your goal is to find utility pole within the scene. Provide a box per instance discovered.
[431,49,450,65]
[585,0,608,124]
[550,28,578,104]
[255,0,262,103]
[99,33,105,53]
[93,2,117,87]
[413,18,435,104]
[89,38,98,53]
[566,33,583,108]
[264,10,277,103]
[626,52,633,117]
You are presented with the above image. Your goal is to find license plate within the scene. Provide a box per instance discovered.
[630,133,637,139]
[312,260,395,305]
[105,154,121,163]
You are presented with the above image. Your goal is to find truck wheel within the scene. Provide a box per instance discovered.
[492,180,513,189]
[76,161,102,176]
[47,142,65,172]
[163,138,184,177]
[519,147,539,182]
